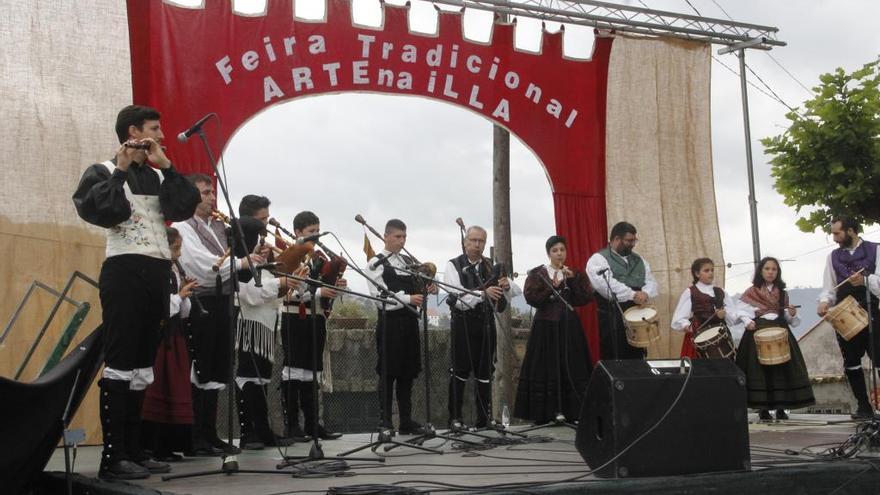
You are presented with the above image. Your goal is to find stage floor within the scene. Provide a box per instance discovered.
[41,414,880,494]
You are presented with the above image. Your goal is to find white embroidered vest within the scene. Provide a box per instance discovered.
[103,161,170,260]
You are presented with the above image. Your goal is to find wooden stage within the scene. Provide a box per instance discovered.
[36,414,880,494]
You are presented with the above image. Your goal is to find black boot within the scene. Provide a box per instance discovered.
[189,386,222,456]
[378,376,395,431]
[238,384,264,450]
[775,409,789,421]
[250,384,292,446]
[396,377,422,435]
[474,380,493,428]
[448,377,466,427]
[846,369,874,419]
[301,380,341,440]
[758,409,773,421]
[125,389,170,474]
[282,380,310,442]
[98,379,149,480]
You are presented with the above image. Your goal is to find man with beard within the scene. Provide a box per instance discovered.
[818,217,880,419]
[586,222,658,360]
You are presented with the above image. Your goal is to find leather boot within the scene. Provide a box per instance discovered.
[396,377,422,434]
[301,380,341,440]
[98,379,149,480]
[846,369,874,419]
[282,380,310,441]
[125,389,170,473]
[189,386,221,456]
[379,376,395,431]
[238,384,264,450]
[251,384,292,446]
[474,380,493,428]
[447,377,466,426]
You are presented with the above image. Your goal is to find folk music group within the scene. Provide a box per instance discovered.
[74,106,878,480]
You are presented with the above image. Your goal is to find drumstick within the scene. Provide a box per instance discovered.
[833,268,865,291]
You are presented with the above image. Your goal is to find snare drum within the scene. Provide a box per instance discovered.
[753,327,791,365]
[623,306,661,348]
[693,325,736,359]
[827,295,868,341]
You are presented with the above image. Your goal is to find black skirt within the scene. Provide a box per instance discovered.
[375,309,422,379]
[514,312,592,422]
[280,312,327,371]
[735,320,815,410]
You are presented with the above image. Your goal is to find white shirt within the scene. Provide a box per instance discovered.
[173,216,236,291]
[739,284,800,329]
[818,239,880,305]
[443,258,490,311]
[366,250,416,311]
[671,282,740,332]
[586,250,658,302]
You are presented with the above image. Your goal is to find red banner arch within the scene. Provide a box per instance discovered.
[127,0,612,357]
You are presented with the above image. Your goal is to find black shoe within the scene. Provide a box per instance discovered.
[775,409,789,421]
[99,459,151,480]
[398,419,424,435]
[240,435,265,450]
[136,458,171,474]
[153,452,183,462]
[316,425,342,440]
[288,425,312,442]
[758,410,773,421]
[186,442,224,456]
[852,402,875,420]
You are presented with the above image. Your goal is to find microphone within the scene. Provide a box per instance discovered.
[370,253,389,270]
[455,217,465,230]
[296,232,329,244]
[177,113,216,143]
[597,267,610,276]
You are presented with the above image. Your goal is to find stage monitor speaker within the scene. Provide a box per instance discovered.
[575,358,750,478]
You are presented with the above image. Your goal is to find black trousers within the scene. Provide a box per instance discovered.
[190,294,232,384]
[99,255,170,371]
[596,296,645,360]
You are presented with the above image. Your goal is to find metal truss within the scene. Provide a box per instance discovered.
[431,0,785,48]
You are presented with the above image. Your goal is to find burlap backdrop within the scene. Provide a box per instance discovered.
[605,35,724,359]
[0,0,131,444]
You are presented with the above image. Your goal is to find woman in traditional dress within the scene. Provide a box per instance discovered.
[737,257,814,421]
[141,227,197,461]
[672,258,742,358]
[515,235,593,424]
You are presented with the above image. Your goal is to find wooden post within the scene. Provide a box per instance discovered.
[492,124,516,416]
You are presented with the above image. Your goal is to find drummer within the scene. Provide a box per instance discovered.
[671,257,743,358]
[817,217,880,419]
[738,257,814,421]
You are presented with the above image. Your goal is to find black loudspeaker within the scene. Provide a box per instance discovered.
[575,358,750,478]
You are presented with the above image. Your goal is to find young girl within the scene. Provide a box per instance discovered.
[141,227,197,463]
[672,258,741,358]
[737,257,814,421]
[515,235,593,424]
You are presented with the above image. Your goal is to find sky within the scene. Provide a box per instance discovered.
[174,0,880,298]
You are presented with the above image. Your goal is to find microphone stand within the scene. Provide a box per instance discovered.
[335,249,441,457]
[163,125,271,482]
[466,266,527,439]
[269,266,385,467]
[520,268,578,432]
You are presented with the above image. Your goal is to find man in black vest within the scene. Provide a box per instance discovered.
[172,175,265,454]
[443,226,510,428]
[586,222,658,360]
[366,219,436,434]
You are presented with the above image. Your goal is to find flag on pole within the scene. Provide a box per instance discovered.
[363,232,375,261]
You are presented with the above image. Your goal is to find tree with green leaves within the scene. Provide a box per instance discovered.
[762,58,880,232]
